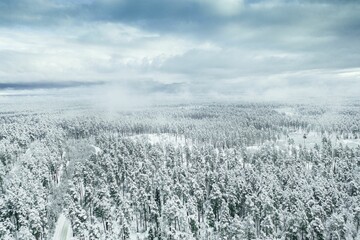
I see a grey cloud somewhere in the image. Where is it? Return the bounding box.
[2,0,359,49]
[0,0,359,100]
[0,81,104,90]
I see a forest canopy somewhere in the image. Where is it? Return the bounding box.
[0,101,359,239]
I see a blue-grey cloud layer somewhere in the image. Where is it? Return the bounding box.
[0,81,104,90]
[0,0,360,100]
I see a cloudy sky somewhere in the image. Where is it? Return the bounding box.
[1,0,360,101]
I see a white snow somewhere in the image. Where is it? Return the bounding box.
[287,130,321,148]
[339,139,360,148]
[129,232,147,240]
[275,107,297,117]
[305,162,313,171]
[57,164,63,186]
[53,213,73,240]
[287,130,360,149]
[246,145,260,153]
[90,145,103,155]
[129,133,192,148]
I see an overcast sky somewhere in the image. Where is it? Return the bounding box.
[1,0,360,101]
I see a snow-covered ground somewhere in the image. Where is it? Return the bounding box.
[246,145,260,153]
[90,145,103,155]
[275,107,297,117]
[245,130,360,158]
[129,133,192,148]
[53,214,73,240]
[287,131,321,148]
[284,130,360,149]
[129,232,147,240]
[339,139,360,148]
[130,132,359,159]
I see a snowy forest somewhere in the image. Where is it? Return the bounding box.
[0,101,360,240]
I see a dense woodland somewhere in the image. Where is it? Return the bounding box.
[0,102,360,239]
